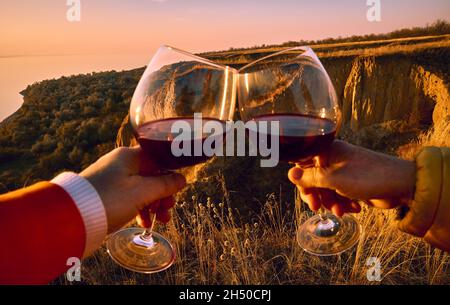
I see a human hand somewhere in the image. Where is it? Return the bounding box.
[288,140,416,216]
[80,147,186,233]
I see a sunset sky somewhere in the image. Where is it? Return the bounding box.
[1,0,449,56]
[0,0,449,120]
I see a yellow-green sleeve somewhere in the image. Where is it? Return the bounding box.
[398,147,450,252]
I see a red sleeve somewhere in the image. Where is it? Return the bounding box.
[0,181,86,284]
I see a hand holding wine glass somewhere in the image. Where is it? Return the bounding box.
[288,140,416,215]
[106,45,236,273]
[80,146,186,233]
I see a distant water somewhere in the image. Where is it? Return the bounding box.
[0,53,151,122]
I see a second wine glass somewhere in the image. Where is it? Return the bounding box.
[237,46,360,256]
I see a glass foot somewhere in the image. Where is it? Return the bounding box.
[297,213,360,256]
[106,227,176,274]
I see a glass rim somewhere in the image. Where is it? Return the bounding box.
[156,44,239,73]
[238,45,313,73]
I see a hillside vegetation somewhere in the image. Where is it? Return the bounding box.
[0,69,143,192]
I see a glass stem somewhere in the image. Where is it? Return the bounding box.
[317,190,328,222]
[141,213,157,240]
[318,207,327,221]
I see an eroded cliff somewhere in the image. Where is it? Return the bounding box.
[323,52,449,131]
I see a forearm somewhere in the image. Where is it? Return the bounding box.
[356,143,416,201]
[0,173,107,284]
[0,181,85,284]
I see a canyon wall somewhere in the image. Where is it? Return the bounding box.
[322,53,449,132]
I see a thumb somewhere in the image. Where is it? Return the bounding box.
[288,166,330,189]
[135,173,186,209]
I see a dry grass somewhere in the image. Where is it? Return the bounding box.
[397,117,450,160]
[72,182,449,285]
[316,39,450,59]
[204,34,449,58]
[204,34,450,66]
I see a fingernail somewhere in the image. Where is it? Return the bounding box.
[291,168,303,180]
[351,202,361,213]
[331,205,341,217]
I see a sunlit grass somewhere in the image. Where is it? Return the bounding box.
[203,34,450,66]
[71,186,448,285]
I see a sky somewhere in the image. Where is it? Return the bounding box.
[0,0,449,120]
[1,0,449,57]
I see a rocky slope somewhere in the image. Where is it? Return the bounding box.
[325,52,449,131]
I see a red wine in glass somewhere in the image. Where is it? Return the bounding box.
[252,113,337,162]
[136,117,228,170]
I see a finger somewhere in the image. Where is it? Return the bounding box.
[297,186,311,204]
[136,214,150,227]
[137,205,152,228]
[333,195,359,216]
[344,201,361,213]
[299,187,322,211]
[137,197,172,227]
[351,201,362,213]
[366,199,398,209]
[160,196,175,210]
[138,150,160,176]
[294,152,329,169]
[136,214,145,227]
[107,146,142,173]
[288,167,303,184]
[295,159,315,169]
[155,197,175,224]
[318,189,339,215]
[156,209,171,224]
[149,200,161,213]
[331,198,345,217]
[315,151,330,168]
[322,191,361,216]
[136,173,186,205]
[317,189,348,217]
[288,166,330,189]
[336,203,360,215]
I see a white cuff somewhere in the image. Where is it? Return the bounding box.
[51,172,107,258]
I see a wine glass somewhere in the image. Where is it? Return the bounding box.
[106,45,237,273]
[237,46,360,256]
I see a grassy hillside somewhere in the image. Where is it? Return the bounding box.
[0,69,143,192]
[203,34,450,67]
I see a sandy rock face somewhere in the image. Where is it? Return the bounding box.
[411,65,450,125]
[322,55,449,132]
